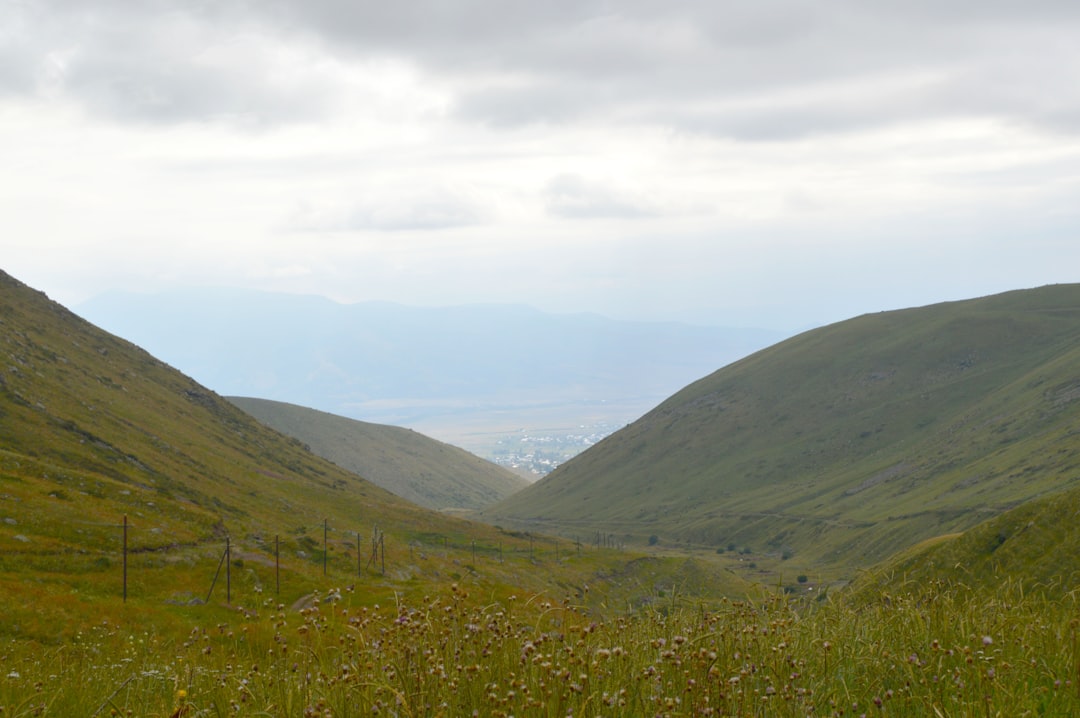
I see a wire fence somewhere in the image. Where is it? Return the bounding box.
[92,515,611,605]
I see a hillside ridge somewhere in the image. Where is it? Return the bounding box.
[485,283,1080,577]
[227,396,528,511]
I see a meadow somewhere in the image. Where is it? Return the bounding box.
[1,579,1074,717]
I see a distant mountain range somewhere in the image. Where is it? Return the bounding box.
[75,289,786,454]
[486,284,1080,576]
[227,396,527,512]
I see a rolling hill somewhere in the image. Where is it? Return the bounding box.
[485,284,1080,576]
[226,396,528,511]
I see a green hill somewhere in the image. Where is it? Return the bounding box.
[846,481,1080,600]
[485,285,1080,577]
[0,268,752,642]
[226,396,528,511]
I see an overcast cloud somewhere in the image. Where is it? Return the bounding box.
[2,0,1079,329]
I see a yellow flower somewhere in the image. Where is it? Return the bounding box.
[176,689,188,700]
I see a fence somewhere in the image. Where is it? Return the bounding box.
[107,515,616,605]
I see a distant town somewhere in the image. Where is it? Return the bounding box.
[487,421,622,476]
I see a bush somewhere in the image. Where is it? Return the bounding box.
[797,574,808,583]
[648,535,659,546]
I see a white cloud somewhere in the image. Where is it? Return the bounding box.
[543,174,659,219]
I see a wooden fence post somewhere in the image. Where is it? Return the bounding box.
[226,535,231,604]
[122,514,128,602]
[206,542,228,604]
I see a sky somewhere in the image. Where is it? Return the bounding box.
[3,0,1080,331]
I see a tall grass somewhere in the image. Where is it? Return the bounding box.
[1,580,1074,716]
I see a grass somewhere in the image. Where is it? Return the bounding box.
[846,481,1080,603]
[0,580,1074,716]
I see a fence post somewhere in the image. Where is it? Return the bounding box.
[226,535,231,604]
[122,514,128,602]
[206,542,228,604]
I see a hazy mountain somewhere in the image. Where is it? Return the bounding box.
[227,396,528,511]
[485,285,1080,574]
[74,289,785,453]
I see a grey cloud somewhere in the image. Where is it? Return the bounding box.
[2,0,332,124]
[6,0,1080,137]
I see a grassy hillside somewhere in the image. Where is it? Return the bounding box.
[846,481,1080,600]
[226,396,528,511]
[0,269,751,644]
[486,285,1080,577]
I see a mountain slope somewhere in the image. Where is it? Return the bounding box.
[0,269,457,567]
[845,481,1080,599]
[485,285,1080,573]
[227,396,528,511]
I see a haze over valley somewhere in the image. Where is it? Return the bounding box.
[78,288,785,472]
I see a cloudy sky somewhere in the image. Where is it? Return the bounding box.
[3,0,1079,330]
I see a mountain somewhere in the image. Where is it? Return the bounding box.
[484,285,1080,575]
[227,396,528,511]
[74,289,785,456]
[0,269,752,642]
[0,268,459,564]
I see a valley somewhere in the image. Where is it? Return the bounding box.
[1,269,1078,715]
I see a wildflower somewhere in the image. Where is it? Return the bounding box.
[982,636,993,646]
